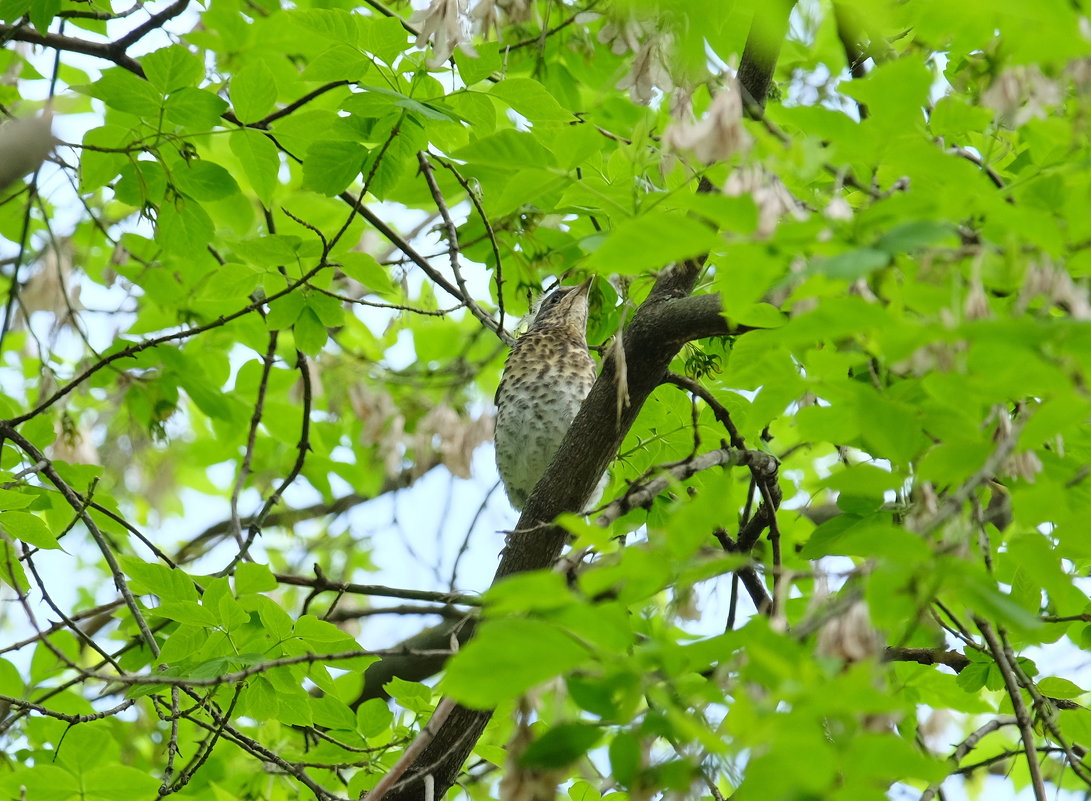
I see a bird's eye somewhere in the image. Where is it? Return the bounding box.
[538,289,568,313]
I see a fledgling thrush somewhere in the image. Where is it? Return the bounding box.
[494,279,602,511]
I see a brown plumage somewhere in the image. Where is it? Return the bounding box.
[494,280,598,511]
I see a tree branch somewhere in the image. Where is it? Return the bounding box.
[737,0,796,116]
[595,446,777,525]
[0,25,144,75]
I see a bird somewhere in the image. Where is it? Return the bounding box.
[494,278,602,511]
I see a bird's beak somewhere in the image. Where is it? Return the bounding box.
[576,276,594,295]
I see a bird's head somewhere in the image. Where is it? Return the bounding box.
[529,277,593,336]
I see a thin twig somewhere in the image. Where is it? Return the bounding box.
[596,447,779,526]
[219,349,312,575]
[975,619,1047,801]
[113,0,190,50]
[0,693,135,723]
[434,156,509,339]
[275,571,480,606]
[335,192,510,344]
[449,481,501,591]
[231,331,279,548]
[417,151,512,347]
[919,716,1018,801]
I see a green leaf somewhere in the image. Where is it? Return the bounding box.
[229,234,302,268]
[455,41,500,85]
[172,159,240,201]
[489,78,574,124]
[451,129,555,169]
[385,676,433,713]
[0,0,32,24]
[229,129,279,204]
[342,90,399,119]
[293,307,328,355]
[360,114,425,199]
[0,540,28,592]
[115,161,168,206]
[442,619,590,709]
[303,140,367,196]
[567,674,624,720]
[568,781,603,801]
[56,722,116,772]
[801,516,930,561]
[158,624,205,664]
[275,683,315,725]
[295,614,352,643]
[338,252,394,295]
[83,764,162,801]
[0,765,78,801]
[822,463,904,496]
[177,369,238,421]
[357,14,408,64]
[142,46,204,93]
[292,8,358,44]
[164,87,228,130]
[306,292,345,327]
[119,555,198,602]
[608,731,641,785]
[854,390,928,465]
[0,487,35,510]
[876,220,957,254]
[357,697,393,737]
[235,562,277,594]
[839,56,932,134]
[237,675,279,720]
[1038,676,1085,699]
[254,595,294,641]
[844,734,947,784]
[733,302,785,327]
[28,0,56,30]
[917,440,994,484]
[583,212,721,275]
[80,125,130,190]
[0,656,23,696]
[929,96,993,141]
[266,292,305,330]
[301,44,371,82]
[484,571,573,614]
[519,723,603,769]
[0,511,58,549]
[156,197,215,253]
[810,248,890,281]
[153,600,219,627]
[79,67,162,116]
[230,59,278,124]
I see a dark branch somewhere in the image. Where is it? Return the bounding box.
[0,25,144,76]
[737,0,796,117]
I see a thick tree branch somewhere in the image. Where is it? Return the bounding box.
[379,261,752,799]
[737,0,796,116]
[883,646,970,672]
[0,25,143,75]
[371,23,787,800]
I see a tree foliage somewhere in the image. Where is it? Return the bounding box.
[1,0,1090,799]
